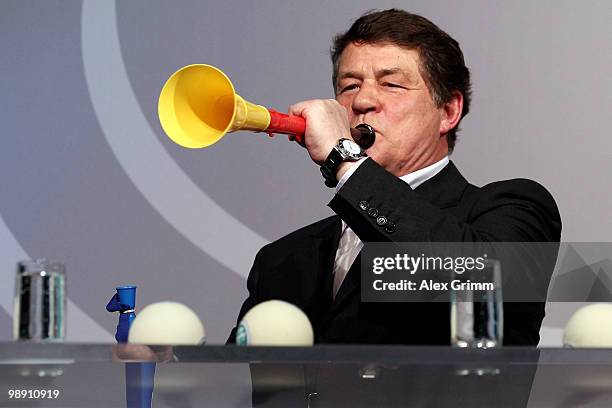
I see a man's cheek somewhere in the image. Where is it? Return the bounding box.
[336,96,352,109]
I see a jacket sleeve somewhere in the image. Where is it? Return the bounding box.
[329,159,562,346]
[329,158,561,243]
[226,248,263,344]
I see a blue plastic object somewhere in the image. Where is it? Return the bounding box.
[107,286,156,408]
[106,286,137,343]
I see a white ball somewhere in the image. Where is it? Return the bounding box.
[237,300,313,346]
[128,301,205,345]
[564,303,612,347]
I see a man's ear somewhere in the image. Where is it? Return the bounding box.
[439,90,463,135]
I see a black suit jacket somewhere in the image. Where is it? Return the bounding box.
[228,159,562,345]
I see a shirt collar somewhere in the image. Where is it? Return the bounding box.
[399,156,449,189]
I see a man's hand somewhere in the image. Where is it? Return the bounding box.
[288,99,352,165]
[112,344,174,363]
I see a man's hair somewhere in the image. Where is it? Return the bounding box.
[331,9,472,151]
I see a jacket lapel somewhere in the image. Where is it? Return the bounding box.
[412,160,468,209]
[307,216,342,328]
[329,253,361,315]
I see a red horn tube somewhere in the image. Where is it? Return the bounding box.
[266,109,376,149]
[267,109,306,144]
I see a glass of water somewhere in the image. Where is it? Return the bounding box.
[13,259,66,341]
[450,258,503,348]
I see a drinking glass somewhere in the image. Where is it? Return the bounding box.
[13,259,66,341]
[450,258,503,348]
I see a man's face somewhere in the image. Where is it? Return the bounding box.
[335,42,449,176]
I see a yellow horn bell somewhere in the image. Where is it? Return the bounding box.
[158,64,271,148]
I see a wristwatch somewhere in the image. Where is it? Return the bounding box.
[320,138,367,187]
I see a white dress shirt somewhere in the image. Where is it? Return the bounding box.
[332,156,450,298]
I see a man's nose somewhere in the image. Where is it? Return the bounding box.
[351,84,379,115]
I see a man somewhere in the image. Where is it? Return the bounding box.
[228,9,561,345]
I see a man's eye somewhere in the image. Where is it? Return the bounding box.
[383,83,402,88]
[340,84,359,93]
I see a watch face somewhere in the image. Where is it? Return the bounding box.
[341,139,361,155]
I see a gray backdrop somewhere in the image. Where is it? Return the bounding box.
[1,0,610,346]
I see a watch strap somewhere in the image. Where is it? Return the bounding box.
[320,139,365,188]
[320,147,343,187]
